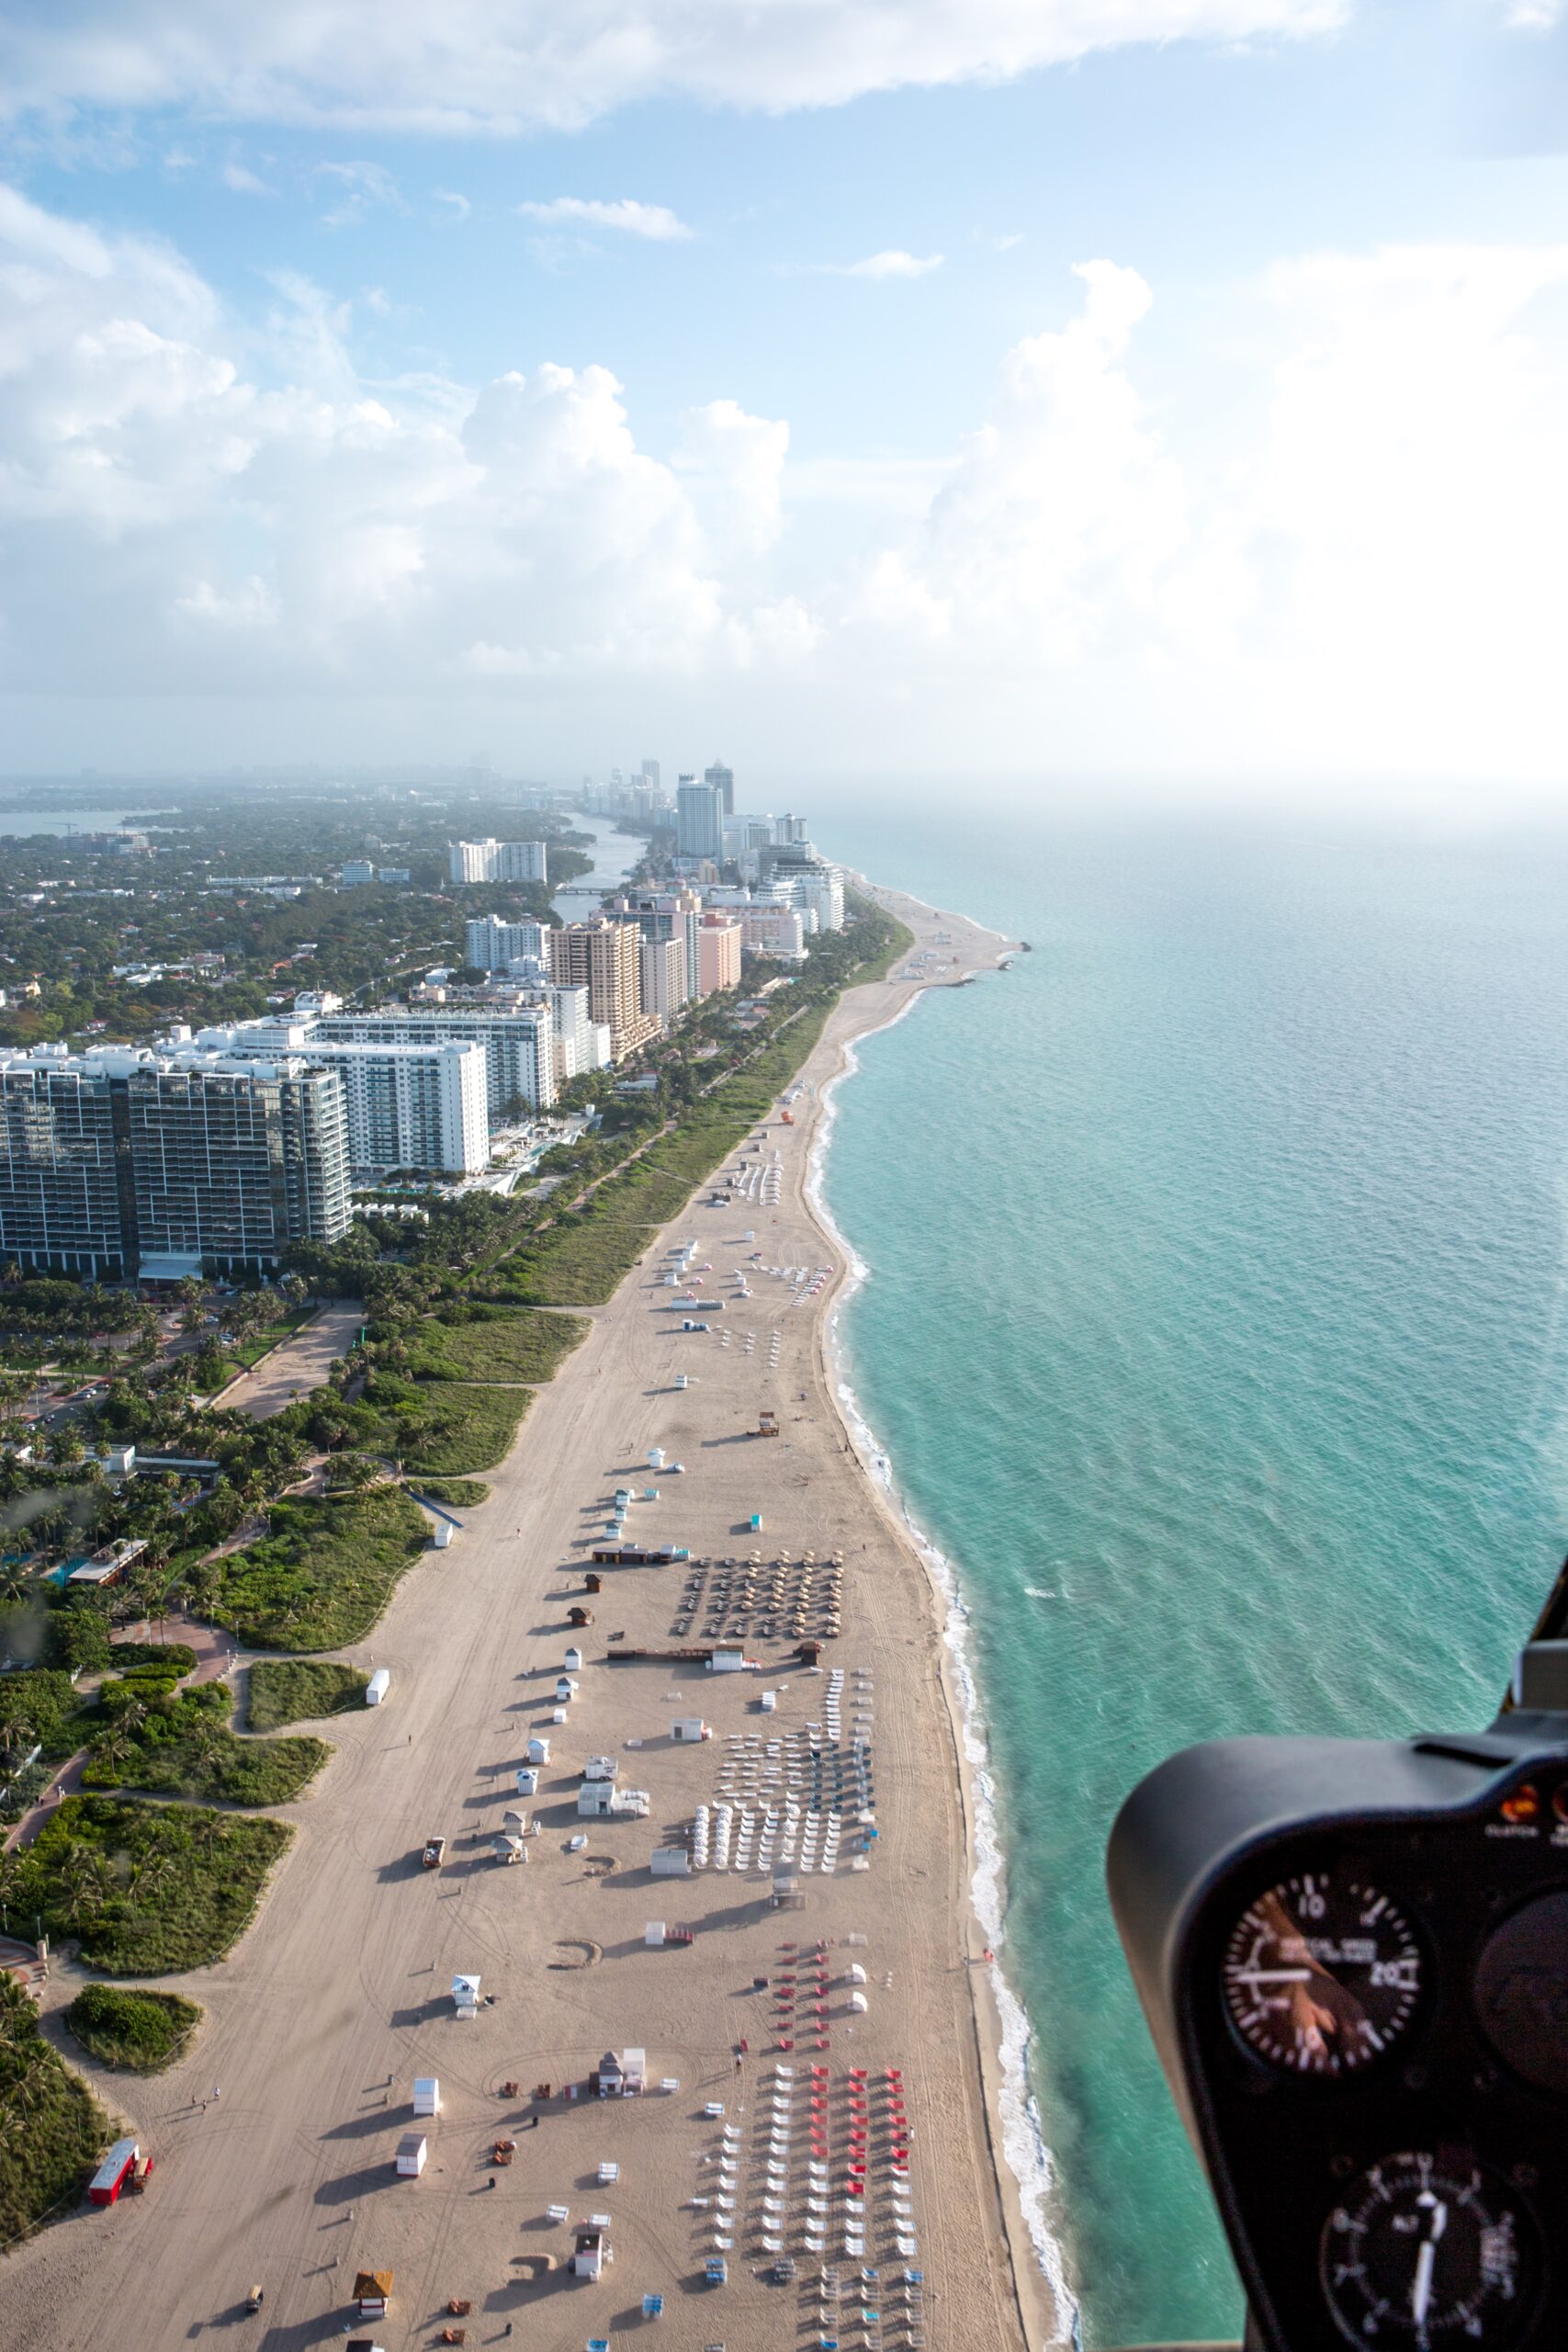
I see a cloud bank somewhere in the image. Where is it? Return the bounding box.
[0,2,1348,135]
[5,181,1568,784]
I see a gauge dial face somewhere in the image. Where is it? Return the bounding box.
[1222,1872,1421,2074]
[1320,2153,1535,2351]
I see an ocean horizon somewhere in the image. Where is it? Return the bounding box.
[816,806,1568,2346]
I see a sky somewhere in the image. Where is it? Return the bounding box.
[3,1,1568,804]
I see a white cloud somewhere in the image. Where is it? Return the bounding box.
[0,3,1349,135]
[7,180,1568,789]
[432,188,471,221]
[221,161,276,196]
[0,182,789,694]
[673,399,790,552]
[834,250,944,279]
[516,198,694,241]
[311,160,402,228]
[852,260,1186,656]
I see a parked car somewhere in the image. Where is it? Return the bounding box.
[422,1837,446,1870]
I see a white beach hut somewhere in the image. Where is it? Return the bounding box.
[395,2133,428,2177]
[412,2077,440,2116]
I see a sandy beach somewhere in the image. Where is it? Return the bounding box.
[2,886,1055,2352]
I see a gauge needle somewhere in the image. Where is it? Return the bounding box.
[1232,1970,1315,1984]
[1412,2200,1448,2329]
[1412,2241,1435,2327]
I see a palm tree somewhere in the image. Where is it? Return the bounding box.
[56,1847,111,1932]
[0,1708,37,1769]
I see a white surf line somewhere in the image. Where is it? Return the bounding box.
[807,985,1082,2352]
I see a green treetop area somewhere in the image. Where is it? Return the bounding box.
[0,778,594,1049]
[0,1974,115,2242]
[1,1794,291,1974]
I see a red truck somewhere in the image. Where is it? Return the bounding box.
[89,2139,152,2206]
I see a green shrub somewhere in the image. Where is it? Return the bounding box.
[403,1307,589,1385]
[83,1682,327,1806]
[12,1795,292,1973]
[64,1984,202,2073]
[202,1487,429,1650]
[0,1666,80,1761]
[400,1384,529,1473]
[0,1974,113,2239]
[247,1658,368,1730]
[406,1476,490,1507]
[352,1371,530,1474]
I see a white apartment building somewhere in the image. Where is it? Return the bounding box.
[793,864,844,934]
[313,1007,556,1116]
[198,1000,556,1122]
[539,984,610,1081]
[639,934,687,1025]
[738,903,807,961]
[466,914,547,971]
[449,838,549,885]
[300,1038,489,1177]
[190,1022,492,1176]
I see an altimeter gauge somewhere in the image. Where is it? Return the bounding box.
[1221,1871,1421,2074]
[1320,2152,1536,2351]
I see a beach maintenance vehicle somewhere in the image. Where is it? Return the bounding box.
[756,1409,779,1439]
[89,2139,150,2207]
[681,1319,709,1332]
[422,1836,446,1870]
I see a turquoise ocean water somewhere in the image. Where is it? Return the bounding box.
[814,809,1568,2347]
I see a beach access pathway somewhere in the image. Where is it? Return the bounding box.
[0,890,1057,2352]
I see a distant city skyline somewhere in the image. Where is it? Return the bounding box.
[3,6,1568,801]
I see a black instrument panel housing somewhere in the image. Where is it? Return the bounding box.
[1108,1720,1568,2352]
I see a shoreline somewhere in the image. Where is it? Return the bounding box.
[804,888,1077,2352]
[3,881,1059,2352]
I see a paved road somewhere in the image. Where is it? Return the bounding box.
[220,1302,364,1419]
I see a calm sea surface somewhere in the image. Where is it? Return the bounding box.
[816,808,1568,2346]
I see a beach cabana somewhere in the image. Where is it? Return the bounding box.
[451,1973,480,2018]
[572,2227,607,2279]
[354,2270,393,2317]
[394,2133,427,2177]
[412,2077,440,2116]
